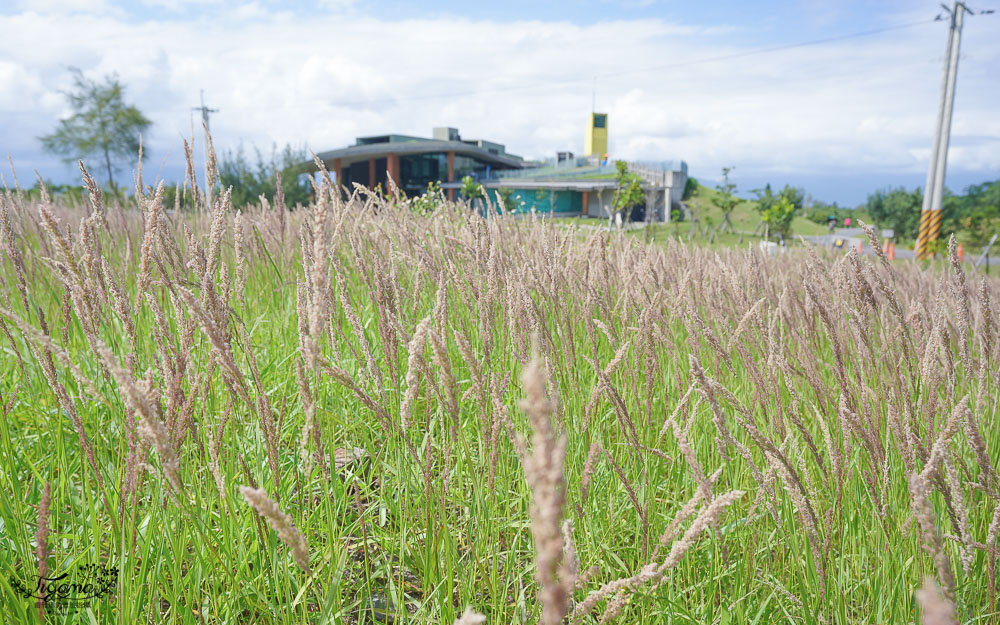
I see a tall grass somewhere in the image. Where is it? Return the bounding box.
[0,145,998,624]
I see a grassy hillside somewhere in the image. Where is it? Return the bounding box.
[682,181,831,238]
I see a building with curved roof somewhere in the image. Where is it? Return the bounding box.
[307,126,526,200]
[305,118,687,221]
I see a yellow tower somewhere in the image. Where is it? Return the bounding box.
[584,112,608,158]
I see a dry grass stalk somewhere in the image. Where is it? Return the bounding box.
[578,441,603,512]
[452,607,486,625]
[571,489,743,624]
[986,499,1000,609]
[908,473,956,599]
[916,576,957,625]
[234,210,246,304]
[947,235,972,373]
[521,353,571,625]
[400,315,432,428]
[97,344,181,493]
[239,486,311,574]
[35,480,51,618]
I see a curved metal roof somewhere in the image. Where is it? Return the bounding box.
[307,140,526,171]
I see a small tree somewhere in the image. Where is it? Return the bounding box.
[496,187,515,213]
[760,196,797,242]
[865,187,924,241]
[461,175,484,200]
[409,181,444,215]
[461,175,485,213]
[753,184,801,241]
[711,167,739,233]
[218,142,311,209]
[39,68,152,191]
[611,160,644,228]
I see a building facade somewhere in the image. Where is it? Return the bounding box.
[308,127,526,200]
[306,116,687,222]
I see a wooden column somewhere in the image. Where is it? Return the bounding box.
[368,158,376,189]
[582,191,589,216]
[333,158,342,189]
[387,153,399,190]
[447,150,455,201]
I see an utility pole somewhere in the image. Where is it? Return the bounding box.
[192,89,219,208]
[916,2,992,259]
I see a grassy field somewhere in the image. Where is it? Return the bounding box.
[550,182,834,250]
[0,161,998,624]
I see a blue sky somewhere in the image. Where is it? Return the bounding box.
[2,0,998,205]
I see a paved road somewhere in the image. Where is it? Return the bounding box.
[553,220,999,267]
[802,233,1000,267]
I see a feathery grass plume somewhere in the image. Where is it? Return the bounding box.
[35,480,50,618]
[135,184,163,305]
[571,489,743,624]
[947,235,972,373]
[578,441,603,512]
[208,400,233,502]
[659,490,745,570]
[583,340,630,423]
[662,390,714,504]
[859,219,893,274]
[561,519,579,592]
[942,455,973,575]
[0,306,108,406]
[239,486,311,574]
[204,187,231,285]
[273,168,287,243]
[570,563,659,624]
[765,449,826,597]
[234,210,246,304]
[604,447,649,556]
[1,196,32,314]
[295,359,316,474]
[521,353,571,625]
[96,344,181,493]
[1,384,19,417]
[980,278,996,364]
[920,395,968,482]
[916,577,957,625]
[454,328,488,427]
[24,308,105,490]
[988,500,1000,608]
[306,184,330,369]
[182,137,198,204]
[908,473,956,599]
[37,202,82,282]
[452,607,486,625]
[176,287,250,403]
[203,122,219,208]
[802,280,850,394]
[334,264,380,386]
[400,315,432,428]
[690,353,777,521]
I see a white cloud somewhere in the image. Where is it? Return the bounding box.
[1,4,997,202]
[14,0,117,14]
